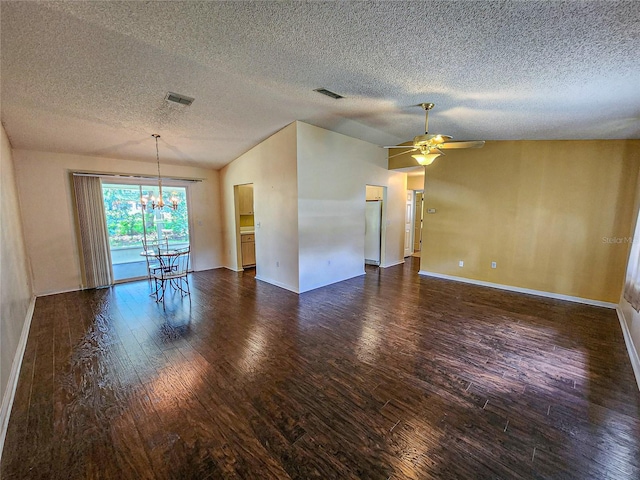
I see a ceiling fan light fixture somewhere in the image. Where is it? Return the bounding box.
[412,153,440,166]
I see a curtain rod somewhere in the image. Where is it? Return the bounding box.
[72,171,203,183]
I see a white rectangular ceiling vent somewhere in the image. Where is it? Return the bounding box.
[314,88,344,100]
[165,92,195,106]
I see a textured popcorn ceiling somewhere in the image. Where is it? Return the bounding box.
[1,1,639,169]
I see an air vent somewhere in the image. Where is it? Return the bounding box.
[314,88,344,100]
[165,92,195,106]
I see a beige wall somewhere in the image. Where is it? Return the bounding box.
[420,140,640,303]
[13,150,223,295]
[407,173,425,191]
[296,122,406,292]
[220,123,300,292]
[0,125,32,408]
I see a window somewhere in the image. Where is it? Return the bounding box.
[102,182,190,281]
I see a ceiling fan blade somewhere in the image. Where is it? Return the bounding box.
[382,145,415,149]
[388,148,417,159]
[439,140,485,150]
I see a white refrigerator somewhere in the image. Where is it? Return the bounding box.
[365,200,382,265]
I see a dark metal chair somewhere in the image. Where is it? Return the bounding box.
[150,246,191,302]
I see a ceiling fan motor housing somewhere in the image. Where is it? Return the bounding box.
[413,134,452,146]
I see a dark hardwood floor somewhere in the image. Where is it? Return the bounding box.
[2,257,639,479]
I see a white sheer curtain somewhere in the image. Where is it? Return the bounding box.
[73,175,113,288]
[624,209,640,311]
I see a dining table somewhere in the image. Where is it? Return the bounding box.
[140,247,190,301]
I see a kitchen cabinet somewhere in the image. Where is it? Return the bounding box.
[241,233,256,267]
[366,185,384,201]
[238,184,254,215]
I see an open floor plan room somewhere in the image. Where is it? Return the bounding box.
[2,258,639,479]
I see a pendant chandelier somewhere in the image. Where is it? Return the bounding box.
[141,134,179,211]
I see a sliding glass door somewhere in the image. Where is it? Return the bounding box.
[102,182,190,282]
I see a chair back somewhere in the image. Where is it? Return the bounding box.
[142,237,169,254]
[168,246,190,277]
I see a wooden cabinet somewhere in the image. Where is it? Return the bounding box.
[241,233,256,267]
[366,185,384,201]
[238,184,254,215]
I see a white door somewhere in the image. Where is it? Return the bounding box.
[414,191,423,253]
[365,201,382,265]
[404,192,413,257]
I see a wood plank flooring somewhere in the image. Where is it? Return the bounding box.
[2,257,639,479]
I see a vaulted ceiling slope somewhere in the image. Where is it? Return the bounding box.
[1,1,639,169]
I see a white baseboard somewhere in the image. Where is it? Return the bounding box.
[381,259,405,268]
[224,266,244,273]
[418,270,617,309]
[616,307,640,391]
[0,295,36,460]
[254,275,299,294]
[298,271,366,294]
[36,286,83,297]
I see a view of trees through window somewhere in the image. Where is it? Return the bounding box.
[102,183,190,249]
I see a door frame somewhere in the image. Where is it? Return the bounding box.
[233,183,255,271]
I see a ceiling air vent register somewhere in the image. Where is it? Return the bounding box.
[314,88,344,100]
[165,92,195,106]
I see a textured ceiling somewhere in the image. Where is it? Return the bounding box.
[1,1,639,169]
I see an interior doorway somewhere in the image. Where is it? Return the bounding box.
[365,185,385,266]
[235,183,256,270]
[404,191,413,257]
[413,190,424,257]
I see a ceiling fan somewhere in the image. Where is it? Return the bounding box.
[384,103,485,165]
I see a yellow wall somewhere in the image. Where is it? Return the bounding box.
[407,174,425,191]
[419,140,640,303]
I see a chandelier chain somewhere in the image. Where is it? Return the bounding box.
[152,134,163,206]
[142,134,178,211]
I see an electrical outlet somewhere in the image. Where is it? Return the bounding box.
[491,261,497,269]
[459,260,464,267]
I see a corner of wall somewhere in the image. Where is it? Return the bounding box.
[0,296,36,459]
[615,305,640,391]
[0,123,35,459]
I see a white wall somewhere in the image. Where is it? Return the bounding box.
[619,165,640,389]
[296,122,406,293]
[619,299,640,388]
[0,125,33,411]
[220,123,300,292]
[219,121,406,294]
[13,150,223,295]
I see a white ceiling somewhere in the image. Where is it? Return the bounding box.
[1,1,639,169]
